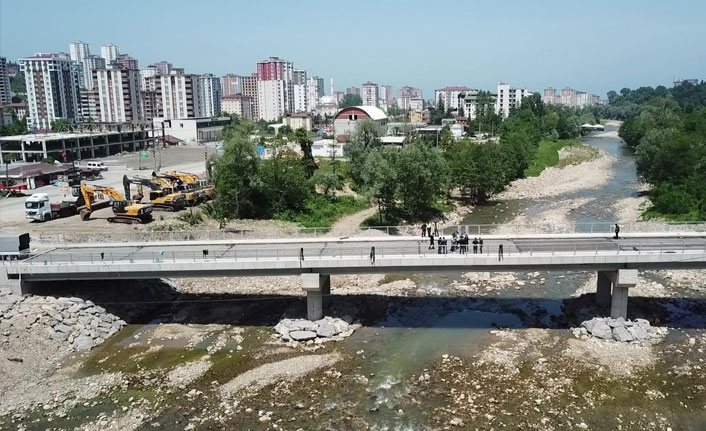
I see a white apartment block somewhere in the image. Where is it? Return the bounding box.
[409,97,424,112]
[435,86,473,111]
[361,82,379,107]
[292,69,308,113]
[306,76,323,111]
[100,44,120,64]
[198,74,221,117]
[0,57,11,104]
[81,55,105,90]
[93,68,142,122]
[221,74,243,96]
[543,87,599,108]
[20,54,79,130]
[495,83,529,118]
[139,66,160,91]
[150,73,203,120]
[256,57,293,121]
[69,41,90,62]
[221,95,253,120]
[398,86,423,110]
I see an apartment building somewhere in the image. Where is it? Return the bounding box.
[148,73,203,119]
[0,57,10,104]
[20,54,79,130]
[221,74,243,96]
[346,87,360,95]
[81,55,105,90]
[361,82,379,107]
[398,86,423,110]
[543,86,600,108]
[100,44,120,64]
[495,83,529,118]
[256,57,293,121]
[380,84,393,105]
[69,41,90,62]
[93,68,142,122]
[435,86,473,111]
[307,76,324,110]
[198,74,221,117]
[292,69,308,113]
[221,95,253,120]
[242,73,259,120]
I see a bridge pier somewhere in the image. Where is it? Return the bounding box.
[301,273,331,321]
[1,271,35,296]
[595,269,638,319]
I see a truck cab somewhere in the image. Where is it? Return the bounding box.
[25,193,52,222]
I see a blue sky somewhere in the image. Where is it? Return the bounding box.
[1,0,704,99]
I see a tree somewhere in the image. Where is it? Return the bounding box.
[294,128,317,178]
[439,125,455,150]
[394,142,447,219]
[312,171,343,196]
[259,155,311,215]
[360,148,398,223]
[210,124,263,227]
[346,119,383,186]
[339,94,363,108]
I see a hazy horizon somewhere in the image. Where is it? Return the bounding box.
[1,0,705,99]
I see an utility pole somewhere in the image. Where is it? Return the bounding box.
[151,121,157,172]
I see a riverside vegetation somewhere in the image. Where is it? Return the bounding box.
[610,82,706,220]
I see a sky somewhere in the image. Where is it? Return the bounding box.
[1,0,705,99]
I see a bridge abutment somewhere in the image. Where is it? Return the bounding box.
[301,273,331,321]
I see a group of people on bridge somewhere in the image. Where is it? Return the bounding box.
[421,223,503,259]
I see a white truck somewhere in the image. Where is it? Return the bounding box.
[25,193,78,222]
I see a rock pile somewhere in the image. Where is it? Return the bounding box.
[274,316,360,344]
[576,317,652,342]
[0,289,126,351]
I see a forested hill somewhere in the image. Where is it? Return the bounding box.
[606,82,706,220]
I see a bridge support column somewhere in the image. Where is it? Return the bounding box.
[301,273,330,321]
[609,269,638,319]
[596,271,612,307]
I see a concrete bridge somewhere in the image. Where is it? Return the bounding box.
[2,233,705,320]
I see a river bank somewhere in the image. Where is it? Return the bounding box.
[2,124,706,430]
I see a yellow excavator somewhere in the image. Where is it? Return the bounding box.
[123,175,186,211]
[77,184,154,224]
[151,172,203,206]
[163,171,215,201]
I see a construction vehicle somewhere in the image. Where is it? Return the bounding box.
[122,175,186,211]
[163,170,215,201]
[25,193,78,221]
[151,172,203,206]
[77,184,153,224]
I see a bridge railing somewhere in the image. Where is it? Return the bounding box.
[28,221,706,245]
[9,239,705,267]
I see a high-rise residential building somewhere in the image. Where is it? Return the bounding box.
[149,73,203,119]
[292,69,308,113]
[256,57,293,121]
[306,76,324,111]
[139,66,160,91]
[543,87,599,108]
[198,74,221,117]
[93,68,142,122]
[398,86,423,110]
[20,54,79,130]
[495,82,529,118]
[221,74,243,97]
[221,95,253,120]
[242,73,259,120]
[380,85,393,104]
[346,87,360,95]
[69,41,90,62]
[151,61,173,75]
[435,86,473,111]
[0,57,11,104]
[361,82,379,107]
[56,52,70,60]
[140,90,159,120]
[79,89,99,121]
[81,55,106,90]
[117,55,138,70]
[100,44,120,64]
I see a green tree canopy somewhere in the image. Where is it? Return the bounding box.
[339,94,363,108]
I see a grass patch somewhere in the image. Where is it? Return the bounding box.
[556,144,599,168]
[524,138,579,177]
[275,194,369,228]
[642,207,702,222]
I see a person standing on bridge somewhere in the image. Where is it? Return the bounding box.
[421,223,427,238]
[498,244,504,261]
[479,237,484,254]
[427,226,432,238]
[429,233,435,250]
[472,238,479,254]
[614,223,620,239]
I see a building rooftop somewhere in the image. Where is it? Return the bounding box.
[437,86,474,91]
[335,106,388,121]
[289,113,311,118]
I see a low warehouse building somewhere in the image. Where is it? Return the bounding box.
[333,106,387,142]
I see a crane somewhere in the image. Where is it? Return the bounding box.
[77,184,153,224]
[122,175,186,211]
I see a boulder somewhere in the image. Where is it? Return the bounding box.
[635,318,651,329]
[291,320,318,332]
[607,317,625,328]
[51,330,69,342]
[54,323,72,334]
[333,320,350,334]
[612,325,634,342]
[316,324,337,338]
[589,320,613,339]
[74,335,95,351]
[580,318,600,333]
[289,330,317,341]
[627,325,649,341]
